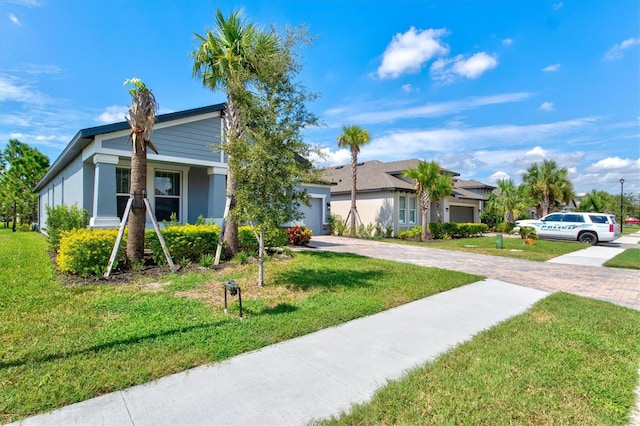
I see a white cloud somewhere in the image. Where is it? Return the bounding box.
[553,2,563,11]
[430,52,498,84]
[96,105,128,124]
[542,64,560,72]
[8,13,20,25]
[502,38,513,46]
[604,38,640,61]
[377,27,449,79]
[488,171,511,183]
[538,101,554,112]
[308,147,351,167]
[587,156,638,171]
[0,75,49,104]
[401,84,417,93]
[526,146,547,157]
[344,92,532,125]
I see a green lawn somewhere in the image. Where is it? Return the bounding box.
[323,293,640,425]
[604,248,640,270]
[0,229,481,423]
[383,235,586,261]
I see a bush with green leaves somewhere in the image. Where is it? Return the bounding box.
[238,225,288,255]
[398,226,422,240]
[146,224,221,265]
[45,203,89,252]
[57,228,123,276]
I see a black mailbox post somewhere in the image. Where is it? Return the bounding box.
[223,279,243,318]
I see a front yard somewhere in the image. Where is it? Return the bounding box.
[2,229,639,424]
[0,229,480,423]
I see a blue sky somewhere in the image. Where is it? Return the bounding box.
[1,0,638,195]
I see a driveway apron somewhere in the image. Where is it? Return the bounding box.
[310,236,640,311]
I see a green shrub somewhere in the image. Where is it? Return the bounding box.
[286,225,312,246]
[399,226,422,240]
[146,224,221,265]
[238,225,288,254]
[57,228,122,276]
[429,222,488,239]
[332,215,347,236]
[496,222,514,233]
[45,203,89,252]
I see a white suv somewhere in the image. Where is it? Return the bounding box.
[515,212,620,245]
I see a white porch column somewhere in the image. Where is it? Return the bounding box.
[89,154,121,228]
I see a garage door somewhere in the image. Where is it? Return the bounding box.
[298,197,324,235]
[450,206,474,223]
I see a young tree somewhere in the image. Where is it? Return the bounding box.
[403,160,450,241]
[123,78,159,263]
[337,125,370,236]
[232,25,319,286]
[576,189,612,213]
[522,160,574,216]
[487,178,530,225]
[0,139,49,231]
[192,9,277,256]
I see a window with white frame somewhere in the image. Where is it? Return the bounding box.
[116,167,130,219]
[155,170,181,221]
[399,195,406,224]
[409,196,417,224]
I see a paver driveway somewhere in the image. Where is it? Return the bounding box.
[310,236,640,311]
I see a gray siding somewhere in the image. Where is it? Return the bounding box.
[102,117,223,162]
[187,167,209,223]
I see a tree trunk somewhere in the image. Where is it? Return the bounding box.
[126,143,146,263]
[541,196,550,216]
[349,148,357,236]
[257,228,265,287]
[421,192,431,240]
[12,201,16,232]
[223,167,239,255]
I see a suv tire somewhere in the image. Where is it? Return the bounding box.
[578,231,598,245]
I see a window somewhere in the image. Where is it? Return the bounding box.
[409,196,417,224]
[399,195,406,224]
[116,168,131,219]
[155,171,181,221]
[543,213,563,222]
[562,214,584,223]
[589,215,609,224]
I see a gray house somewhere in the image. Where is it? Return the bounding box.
[35,104,331,235]
[321,159,494,236]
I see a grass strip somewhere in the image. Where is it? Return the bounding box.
[323,293,640,425]
[604,248,640,270]
[383,236,585,261]
[0,229,481,423]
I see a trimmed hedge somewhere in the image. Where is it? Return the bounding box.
[146,224,221,265]
[398,226,422,240]
[57,228,122,276]
[238,226,289,254]
[429,222,488,239]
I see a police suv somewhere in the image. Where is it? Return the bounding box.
[515,212,620,245]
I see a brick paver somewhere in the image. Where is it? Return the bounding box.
[310,236,640,311]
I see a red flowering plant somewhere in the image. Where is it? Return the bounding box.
[286,225,312,246]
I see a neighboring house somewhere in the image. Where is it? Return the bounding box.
[34,104,330,235]
[320,159,494,236]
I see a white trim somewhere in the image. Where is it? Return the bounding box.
[90,216,121,228]
[94,147,225,169]
[207,166,228,175]
[92,153,119,165]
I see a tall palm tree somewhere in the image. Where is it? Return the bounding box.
[192,9,277,255]
[124,78,159,263]
[489,178,530,224]
[337,125,370,236]
[431,173,453,222]
[522,160,574,216]
[403,160,448,241]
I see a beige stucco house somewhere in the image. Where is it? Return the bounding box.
[321,159,494,236]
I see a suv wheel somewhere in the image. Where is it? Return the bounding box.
[578,232,598,245]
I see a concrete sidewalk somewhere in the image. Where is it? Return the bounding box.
[548,231,639,267]
[13,280,548,426]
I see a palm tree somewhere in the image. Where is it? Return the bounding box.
[403,160,449,241]
[124,78,159,263]
[192,9,277,255]
[489,178,530,225]
[337,125,370,236]
[431,173,453,222]
[576,189,610,212]
[522,160,574,216]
